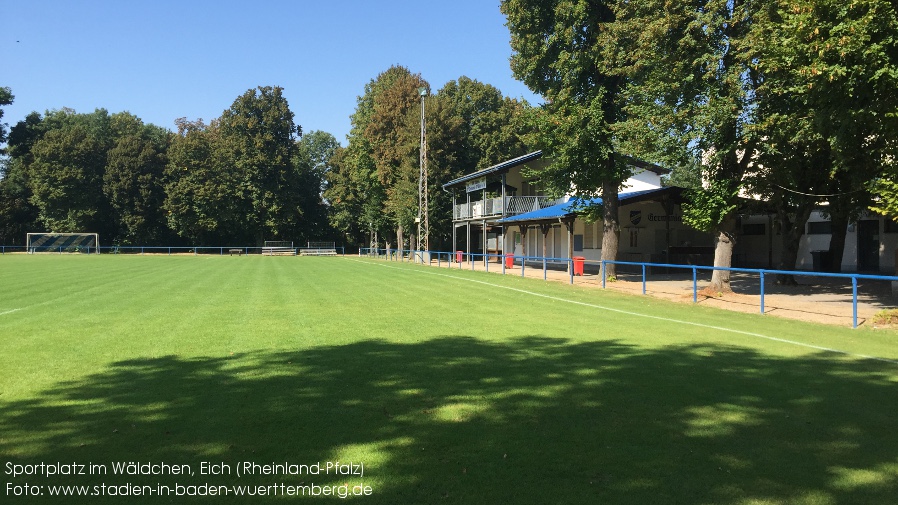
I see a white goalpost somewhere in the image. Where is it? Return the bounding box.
[26,233,100,254]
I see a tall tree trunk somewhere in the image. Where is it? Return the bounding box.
[827,209,849,273]
[601,179,620,279]
[777,205,812,284]
[708,214,738,293]
[397,224,404,257]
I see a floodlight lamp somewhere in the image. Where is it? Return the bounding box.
[419,87,428,96]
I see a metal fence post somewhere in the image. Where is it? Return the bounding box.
[760,271,765,314]
[642,264,646,295]
[602,260,606,289]
[693,267,698,303]
[852,277,858,328]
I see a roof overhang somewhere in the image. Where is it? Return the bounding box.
[442,151,671,192]
[442,151,544,190]
[499,186,685,224]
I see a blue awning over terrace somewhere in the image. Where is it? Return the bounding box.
[499,186,683,224]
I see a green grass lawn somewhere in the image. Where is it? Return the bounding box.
[1,254,897,504]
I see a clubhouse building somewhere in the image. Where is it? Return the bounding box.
[442,151,898,273]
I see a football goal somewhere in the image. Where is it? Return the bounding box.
[26,233,100,254]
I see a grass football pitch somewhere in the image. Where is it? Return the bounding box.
[2,254,897,504]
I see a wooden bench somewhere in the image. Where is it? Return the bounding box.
[229,249,243,256]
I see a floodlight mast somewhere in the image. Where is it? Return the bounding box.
[418,86,429,253]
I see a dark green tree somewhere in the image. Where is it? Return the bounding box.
[0,87,12,153]
[28,121,110,233]
[328,66,423,250]
[613,0,763,291]
[757,0,898,271]
[502,0,629,277]
[0,157,38,244]
[3,111,79,242]
[103,114,172,244]
[293,130,339,242]
[324,145,374,246]
[364,68,429,250]
[217,86,303,245]
[297,130,340,197]
[0,90,39,244]
[164,118,245,245]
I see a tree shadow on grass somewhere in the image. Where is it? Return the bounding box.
[2,336,897,504]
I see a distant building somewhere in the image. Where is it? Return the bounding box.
[737,211,897,273]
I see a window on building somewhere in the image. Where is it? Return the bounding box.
[807,221,832,235]
[629,229,639,248]
[884,219,898,234]
[574,234,584,252]
[742,223,766,236]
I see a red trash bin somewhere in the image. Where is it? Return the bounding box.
[505,253,514,268]
[573,256,585,276]
[456,250,463,263]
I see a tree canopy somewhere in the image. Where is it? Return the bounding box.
[502,0,630,277]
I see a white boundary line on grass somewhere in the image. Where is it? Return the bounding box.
[0,308,22,316]
[350,258,898,366]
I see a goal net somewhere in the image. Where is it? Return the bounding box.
[27,233,100,254]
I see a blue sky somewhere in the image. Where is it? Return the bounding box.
[4,0,542,144]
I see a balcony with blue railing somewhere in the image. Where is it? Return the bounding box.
[453,196,566,221]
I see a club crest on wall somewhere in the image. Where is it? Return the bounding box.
[630,210,642,226]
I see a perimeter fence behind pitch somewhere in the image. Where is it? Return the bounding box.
[359,247,898,329]
[0,245,345,256]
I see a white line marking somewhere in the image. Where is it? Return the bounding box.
[349,258,898,366]
[0,308,22,316]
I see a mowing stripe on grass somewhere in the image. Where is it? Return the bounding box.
[352,258,898,366]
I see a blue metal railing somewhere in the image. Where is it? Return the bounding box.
[360,247,575,282]
[2,245,346,256]
[359,247,898,328]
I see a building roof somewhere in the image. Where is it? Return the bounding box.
[618,155,670,176]
[442,151,669,191]
[442,151,544,190]
[499,186,684,224]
